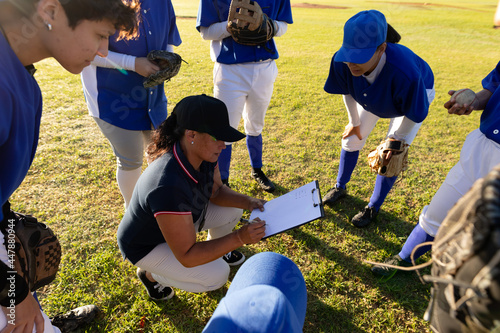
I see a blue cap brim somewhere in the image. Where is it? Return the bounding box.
[334,46,377,64]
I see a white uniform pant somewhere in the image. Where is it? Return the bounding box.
[135,202,243,293]
[419,129,500,236]
[342,88,435,151]
[0,233,60,333]
[213,61,278,136]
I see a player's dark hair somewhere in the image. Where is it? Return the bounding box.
[386,23,401,44]
[6,0,139,40]
[62,0,140,40]
[147,113,185,162]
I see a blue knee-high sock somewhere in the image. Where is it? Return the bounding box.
[219,144,232,180]
[368,174,398,211]
[398,223,434,262]
[336,149,359,189]
[246,134,263,169]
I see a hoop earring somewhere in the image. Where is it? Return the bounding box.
[45,22,52,31]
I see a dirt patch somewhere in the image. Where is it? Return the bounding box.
[291,3,349,9]
[370,1,488,12]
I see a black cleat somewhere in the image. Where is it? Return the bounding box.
[352,206,378,228]
[251,168,276,193]
[137,268,175,301]
[322,185,347,206]
[223,250,246,266]
[221,178,231,188]
[51,304,100,333]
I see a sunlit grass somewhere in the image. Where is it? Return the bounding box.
[10,0,500,331]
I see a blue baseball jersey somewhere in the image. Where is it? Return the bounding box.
[84,0,181,131]
[324,43,434,123]
[117,142,217,264]
[0,33,42,222]
[196,0,293,64]
[480,61,500,145]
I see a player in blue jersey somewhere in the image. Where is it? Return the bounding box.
[372,63,500,277]
[81,0,181,209]
[196,0,293,193]
[322,10,435,227]
[0,0,138,331]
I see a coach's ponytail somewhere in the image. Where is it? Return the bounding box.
[146,113,185,163]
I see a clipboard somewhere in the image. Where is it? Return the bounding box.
[249,180,325,239]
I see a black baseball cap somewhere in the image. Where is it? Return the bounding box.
[173,94,245,143]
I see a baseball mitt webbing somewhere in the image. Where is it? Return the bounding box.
[227,0,278,46]
[143,51,185,88]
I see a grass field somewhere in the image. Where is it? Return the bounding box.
[10,0,500,332]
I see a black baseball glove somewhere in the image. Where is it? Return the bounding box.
[143,50,186,88]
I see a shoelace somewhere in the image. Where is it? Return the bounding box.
[154,283,167,293]
[224,252,232,260]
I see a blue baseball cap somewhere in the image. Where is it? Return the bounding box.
[334,10,387,64]
[203,252,307,333]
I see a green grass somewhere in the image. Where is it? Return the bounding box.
[10,0,500,331]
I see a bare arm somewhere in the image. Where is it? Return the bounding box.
[210,166,266,211]
[156,213,265,268]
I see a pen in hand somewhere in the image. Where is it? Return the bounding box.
[240,218,266,226]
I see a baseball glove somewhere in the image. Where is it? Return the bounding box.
[367,139,409,178]
[423,164,500,333]
[227,0,278,46]
[143,50,186,88]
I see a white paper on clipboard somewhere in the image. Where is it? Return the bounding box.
[249,180,325,238]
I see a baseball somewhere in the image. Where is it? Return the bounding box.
[452,88,477,106]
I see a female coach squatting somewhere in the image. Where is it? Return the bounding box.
[322,10,435,227]
[117,95,267,301]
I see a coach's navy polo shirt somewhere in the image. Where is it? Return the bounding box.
[324,43,434,124]
[117,142,217,264]
[480,61,500,145]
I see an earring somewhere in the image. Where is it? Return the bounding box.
[191,141,194,145]
[45,22,52,31]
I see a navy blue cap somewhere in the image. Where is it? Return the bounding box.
[173,94,245,142]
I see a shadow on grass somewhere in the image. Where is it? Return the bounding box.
[284,196,432,331]
[304,293,367,333]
